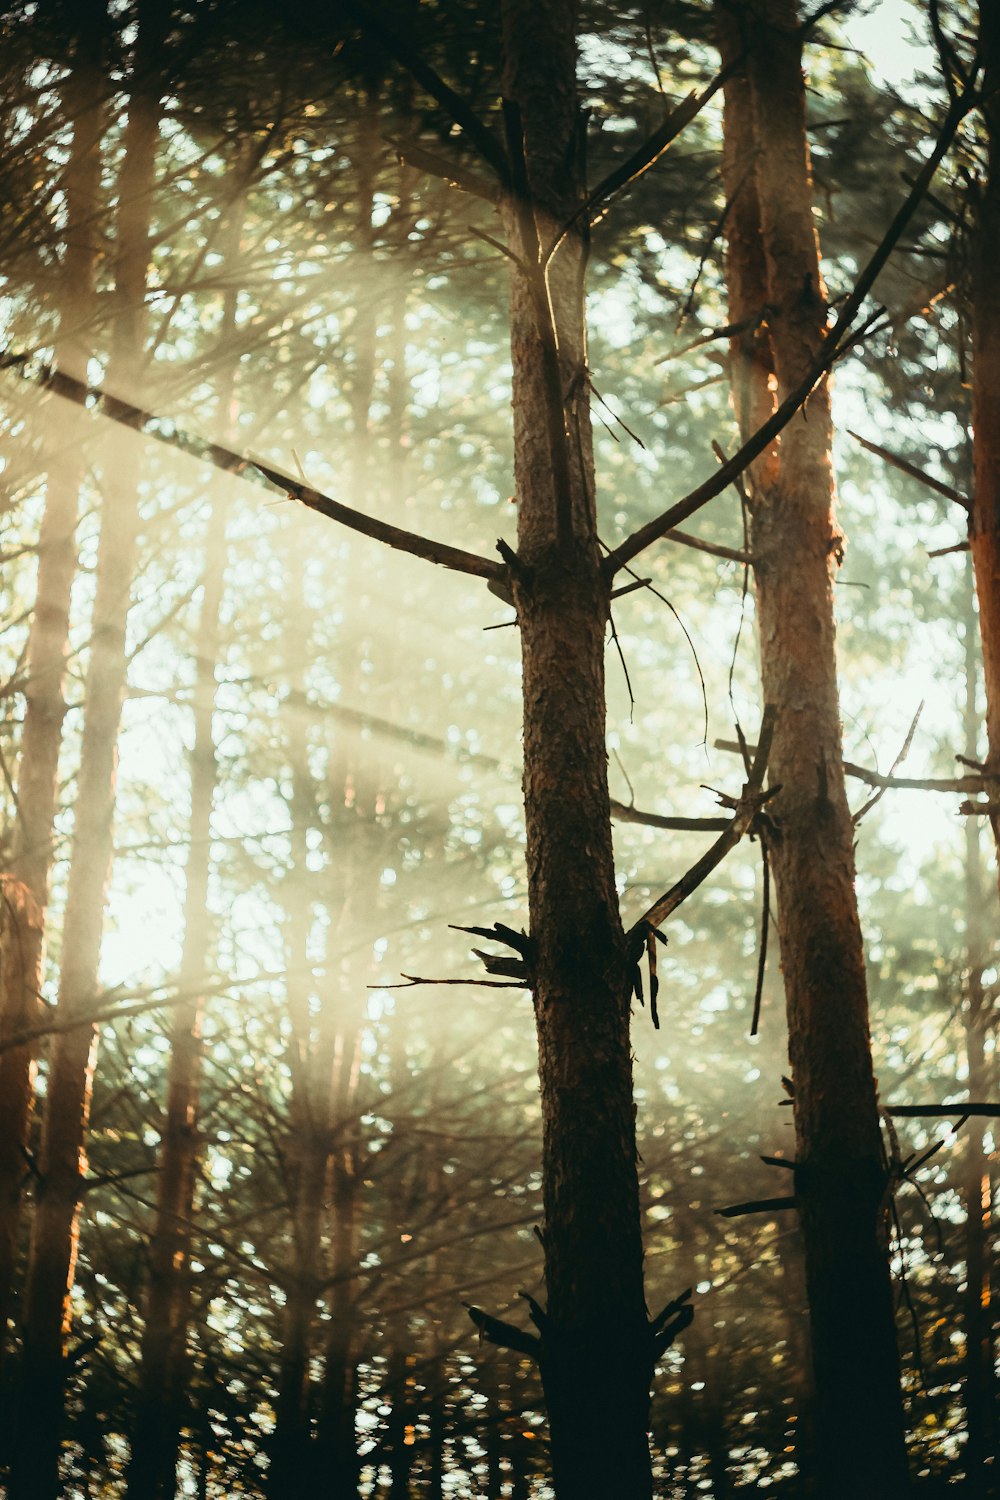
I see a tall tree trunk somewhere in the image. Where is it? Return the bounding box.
[125,479,226,1500]
[125,310,239,1500]
[972,2,1000,904]
[12,9,165,1493]
[0,0,106,1371]
[0,880,43,1370]
[716,6,909,1497]
[268,689,326,1498]
[499,2,653,1493]
[960,566,997,1497]
[314,1027,362,1496]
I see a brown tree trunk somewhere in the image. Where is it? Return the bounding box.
[12,9,165,1494]
[972,2,1000,904]
[960,568,998,1497]
[268,702,327,1498]
[0,880,44,1368]
[716,6,909,1497]
[0,0,105,1372]
[499,2,653,1493]
[126,394,237,1498]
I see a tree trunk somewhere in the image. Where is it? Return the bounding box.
[972,1,1000,905]
[960,567,998,1497]
[125,296,239,1500]
[716,6,909,1497]
[12,9,165,1493]
[499,2,653,1493]
[0,880,44,1369]
[0,0,105,1373]
[268,705,326,1498]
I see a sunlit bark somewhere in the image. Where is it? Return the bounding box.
[0,0,105,1374]
[960,568,998,1495]
[13,7,165,1493]
[0,879,43,1375]
[717,4,909,1495]
[500,1,653,1491]
[972,2,1000,908]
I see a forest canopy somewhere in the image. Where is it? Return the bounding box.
[0,0,996,1496]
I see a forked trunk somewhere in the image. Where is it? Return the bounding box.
[716,5,909,1496]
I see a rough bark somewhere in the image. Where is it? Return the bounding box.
[12,9,164,1494]
[0,0,105,1373]
[717,5,909,1496]
[0,879,44,1369]
[960,571,998,1496]
[499,2,653,1493]
[972,1,1000,902]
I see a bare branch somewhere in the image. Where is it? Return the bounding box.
[628,705,777,939]
[852,701,924,825]
[716,1195,798,1218]
[605,82,978,577]
[848,429,971,510]
[715,737,996,795]
[610,799,730,833]
[0,354,505,584]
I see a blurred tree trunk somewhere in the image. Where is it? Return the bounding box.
[716,5,909,1497]
[12,6,166,1494]
[125,179,244,1497]
[0,0,105,1373]
[268,659,327,1498]
[498,2,652,1492]
[972,2,1000,905]
[0,880,43,1372]
[960,566,998,1497]
[314,1020,362,1494]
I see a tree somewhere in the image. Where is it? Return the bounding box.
[12,5,167,1491]
[715,4,910,1494]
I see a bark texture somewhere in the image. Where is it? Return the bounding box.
[500,3,653,1492]
[960,574,998,1496]
[972,2,1000,902]
[12,10,165,1493]
[717,5,909,1496]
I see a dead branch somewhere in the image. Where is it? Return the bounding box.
[848,429,970,510]
[852,701,924,825]
[605,80,979,577]
[610,799,731,833]
[716,1195,798,1218]
[628,705,777,940]
[466,1303,541,1359]
[0,354,505,583]
[715,736,996,795]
